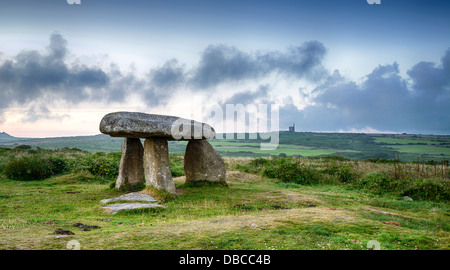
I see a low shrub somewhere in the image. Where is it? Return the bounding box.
[169,154,185,177]
[323,163,360,183]
[80,152,121,179]
[353,172,449,201]
[351,172,395,194]
[234,157,270,174]
[363,158,396,164]
[262,160,323,185]
[403,178,450,201]
[170,164,185,177]
[14,144,32,150]
[47,156,69,175]
[320,155,350,162]
[4,154,68,181]
[0,156,8,173]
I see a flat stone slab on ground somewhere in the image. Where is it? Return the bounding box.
[102,203,166,214]
[100,192,158,204]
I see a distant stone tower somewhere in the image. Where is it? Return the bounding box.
[289,123,295,132]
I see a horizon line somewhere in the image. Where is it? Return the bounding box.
[2,130,450,140]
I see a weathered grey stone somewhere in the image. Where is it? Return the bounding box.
[99,111,215,140]
[102,203,166,214]
[115,138,145,189]
[184,140,226,184]
[100,192,158,204]
[144,138,176,194]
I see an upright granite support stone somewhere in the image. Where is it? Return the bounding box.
[184,140,226,184]
[116,138,145,190]
[144,138,175,195]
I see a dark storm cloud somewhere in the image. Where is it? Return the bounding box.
[142,59,185,106]
[47,32,68,61]
[0,34,329,120]
[408,49,450,96]
[0,33,144,122]
[0,33,191,119]
[105,63,143,103]
[281,49,450,134]
[22,105,69,123]
[189,41,327,89]
[221,84,270,105]
[189,44,257,88]
[0,33,112,108]
[2,33,449,134]
[257,41,328,81]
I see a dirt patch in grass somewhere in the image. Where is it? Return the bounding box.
[226,171,261,183]
[260,190,327,208]
[174,171,261,184]
[142,207,356,236]
[173,176,186,184]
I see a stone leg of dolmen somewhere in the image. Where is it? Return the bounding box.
[143,138,176,195]
[116,137,145,190]
[184,139,227,185]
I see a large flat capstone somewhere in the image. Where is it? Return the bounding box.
[99,111,215,140]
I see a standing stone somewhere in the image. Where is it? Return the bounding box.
[116,138,145,190]
[144,138,175,195]
[184,140,226,185]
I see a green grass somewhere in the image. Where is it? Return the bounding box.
[374,137,433,145]
[372,134,450,161]
[389,145,450,155]
[0,145,449,250]
[209,139,361,158]
[0,163,448,250]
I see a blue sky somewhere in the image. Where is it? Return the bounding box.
[0,0,449,137]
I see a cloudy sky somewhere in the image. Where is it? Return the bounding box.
[0,0,449,137]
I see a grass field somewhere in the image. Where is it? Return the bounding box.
[0,172,448,250]
[0,149,448,250]
[390,145,450,156]
[211,141,359,157]
[0,132,449,251]
[1,132,450,162]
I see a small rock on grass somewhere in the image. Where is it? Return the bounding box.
[383,221,401,227]
[73,223,101,231]
[50,229,75,235]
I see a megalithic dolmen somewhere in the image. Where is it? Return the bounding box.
[99,112,226,195]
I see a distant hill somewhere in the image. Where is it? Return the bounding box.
[0,134,123,152]
[0,132,25,143]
